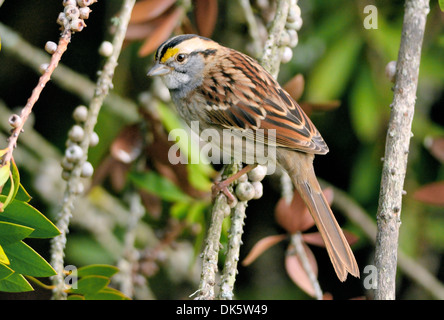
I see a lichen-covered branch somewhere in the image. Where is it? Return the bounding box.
[195,193,232,300]
[374,0,430,300]
[219,200,247,300]
[195,0,304,300]
[50,0,136,300]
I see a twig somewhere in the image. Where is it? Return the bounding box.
[50,0,136,300]
[238,0,263,56]
[0,22,138,124]
[116,191,146,298]
[374,0,429,300]
[0,29,70,167]
[290,232,323,300]
[260,0,290,77]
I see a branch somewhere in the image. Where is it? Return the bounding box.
[194,193,232,300]
[195,0,299,300]
[260,0,290,77]
[219,199,247,300]
[50,0,136,300]
[290,232,323,300]
[0,22,138,123]
[0,29,70,167]
[374,0,430,300]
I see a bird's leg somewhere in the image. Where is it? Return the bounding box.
[212,164,258,202]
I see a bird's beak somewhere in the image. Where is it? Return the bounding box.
[147,62,172,77]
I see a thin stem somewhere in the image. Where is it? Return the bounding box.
[238,0,263,56]
[0,22,138,124]
[50,0,136,300]
[260,0,290,77]
[1,29,71,167]
[290,232,323,300]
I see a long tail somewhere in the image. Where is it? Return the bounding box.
[277,150,359,281]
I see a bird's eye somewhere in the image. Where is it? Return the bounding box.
[176,54,187,63]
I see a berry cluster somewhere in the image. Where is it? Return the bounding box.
[61,105,99,188]
[280,0,303,63]
[57,0,97,33]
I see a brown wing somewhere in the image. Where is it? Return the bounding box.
[199,48,328,155]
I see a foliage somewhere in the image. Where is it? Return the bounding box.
[0,0,443,300]
[0,154,59,292]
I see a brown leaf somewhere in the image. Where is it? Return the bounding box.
[424,136,444,164]
[91,156,130,192]
[138,7,184,57]
[130,0,177,24]
[139,189,163,219]
[413,181,444,206]
[323,187,334,205]
[141,108,210,199]
[242,234,287,266]
[109,161,130,192]
[275,190,315,233]
[306,100,341,111]
[303,230,358,248]
[322,292,333,300]
[285,243,318,297]
[343,230,359,246]
[110,124,144,164]
[302,232,325,247]
[193,0,218,37]
[125,21,157,41]
[283,74,305,101]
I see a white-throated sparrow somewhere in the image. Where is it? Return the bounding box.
[147,34,359,281]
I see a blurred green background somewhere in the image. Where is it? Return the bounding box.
[0,0,443,299]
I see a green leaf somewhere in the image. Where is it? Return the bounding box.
[170,201,191,220]
[15,184,32,203]
[156,102,214,176]
[66,235,115,265]
[1,170,15,212]
[0,272,33,292]
[67,294,85,300]
[0,161,10,189]
[0,263,14,280]
[2,241,56,277]
[0,221,34,245]
[77,264,119,278]
[9,158,20,203]
[305,30,363,102]
[0,245,9,265]
[186,201,208,224]
[130,171,191,202]
[349,65,381,142]
[439,0,444,12]
[69,275,110,296]
[0,196,60,238]
[85,287,130,300]
[187,164,212,191]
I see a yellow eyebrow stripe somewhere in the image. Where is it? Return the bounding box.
[161,48,179,63]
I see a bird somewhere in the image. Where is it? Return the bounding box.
[147,34,359,281]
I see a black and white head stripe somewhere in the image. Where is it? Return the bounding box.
[155,34,214,62]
